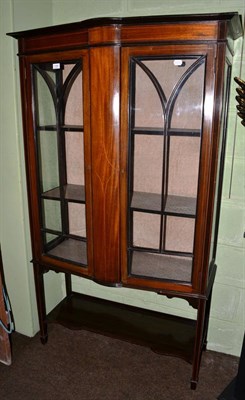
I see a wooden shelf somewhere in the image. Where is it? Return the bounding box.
[132,127,201,137]
[42,184,85,203]
[130,250,193,282]
[47,238,87,265]
[38,125,83,132]
[131,191,196,217]
[165,195,197,216]
[61,125,84,132]
[131,191,161,212]
[47,292,196,363]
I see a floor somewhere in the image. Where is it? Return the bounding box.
[0,324,239,400]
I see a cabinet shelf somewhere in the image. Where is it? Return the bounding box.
[132,127,201,137]
[38,125,84,132]
[42,184,85,203]
[42,228,86,242]
[47,292,196,363]
[47,238,87,266]
[131,191,196,217]
[130,250,193,282]
[61,125,84,132]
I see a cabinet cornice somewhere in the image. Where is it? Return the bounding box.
[7,13,243,56]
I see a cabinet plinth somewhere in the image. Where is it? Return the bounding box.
[8,12,243,389]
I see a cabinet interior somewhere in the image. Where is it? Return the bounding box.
[128,56,205,283]
[33,61,88,266]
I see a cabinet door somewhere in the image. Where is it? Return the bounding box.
[23,51,93,275]
[121,45,216,293]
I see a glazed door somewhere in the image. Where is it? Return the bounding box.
[23,51,93,275]
[121,45,216,293]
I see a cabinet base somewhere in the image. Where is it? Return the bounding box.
[47,292,196,364]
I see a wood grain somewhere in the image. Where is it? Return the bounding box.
[90,46,121,283]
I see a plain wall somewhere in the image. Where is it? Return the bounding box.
[0,0,63,337]
[0,0,244,356]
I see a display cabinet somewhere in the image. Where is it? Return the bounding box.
[8,13,243,388]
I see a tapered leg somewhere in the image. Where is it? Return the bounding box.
[65,273,72,296]
[33,263,48,344]
[191,298,206,389]
[202,288,213,351]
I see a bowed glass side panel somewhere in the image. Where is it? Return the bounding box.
[32,60,87,266]
[128,56,205,283]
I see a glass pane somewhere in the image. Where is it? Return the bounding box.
[168,136,200,199]
[164,216,195,253]
[134,58,204,131]
[64,65,83,126]
[44,233,59,247]
[171,62,205,130]
[68,203,86,238]
[38,131,59,193]
[133,212,160,250]
[65,131,85,185]
[143,59,195,100]
[133,135,163,194]
[42,199,62,232]
[209,62,231,267]
[34,68,56,126]
[134,62,164,128]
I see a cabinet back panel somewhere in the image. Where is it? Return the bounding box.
[133,135,163,194]
[64,65,83,126]
[165,216,195,253]
[168,136,200,197]
[66,132,85,186]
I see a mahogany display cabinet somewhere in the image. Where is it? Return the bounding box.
[8,13,243,389]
